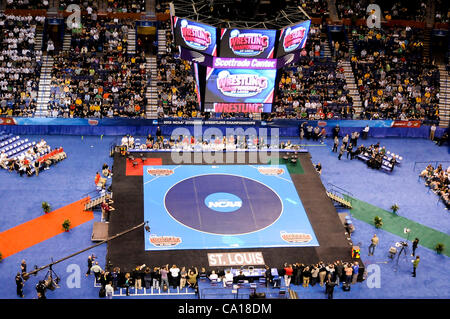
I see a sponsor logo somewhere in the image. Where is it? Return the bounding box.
[280,231,312,243]
[217,71,268,97]
[146,168,174,176]
[88,119,98,126]
[391,120,421,128]
[149,234,182,247]
[229,30,269,57]
[318,121,327,127]
[257,167,284,175]
[0,117,17,125]
[283,26,306,52]
[205,192,242,213]
[180,19,212,51]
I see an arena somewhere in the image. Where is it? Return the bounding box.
[0,0,448,310]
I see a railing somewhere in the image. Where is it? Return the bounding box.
[326,183,354,207]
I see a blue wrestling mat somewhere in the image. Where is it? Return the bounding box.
[143,165,319,250]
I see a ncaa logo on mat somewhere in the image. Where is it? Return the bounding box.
[205,192,242,213]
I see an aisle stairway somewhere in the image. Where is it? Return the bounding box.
[438,64,450,127]
[340,60,362,118]
[157,29,167,55]
[63,32,72,51]
[127,28,136,55]
[145,56,158,119]
[35,55,54,117]
[34,25,44,60]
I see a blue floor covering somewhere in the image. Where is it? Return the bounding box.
[0,135,448,299]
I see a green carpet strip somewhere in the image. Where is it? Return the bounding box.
[345,196,450,257]
[268,157,304,174]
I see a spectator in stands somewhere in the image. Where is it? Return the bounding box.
[169,264,180,288]
[187,267,198,289]
[160,265,170,290]
[209,270,218,282]
[283,263,293,287]
[152,267,160,289]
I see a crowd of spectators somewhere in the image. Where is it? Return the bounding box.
[90,259,362,298]
[90,262,201,297]
[270,24,353,120]
[0,14,45,118]
[296,0,329,18]
[350,26,440,123]
[434,0,450,23]
[5,0,49,10]
[58,0,98,12]
[46,16,148,118]
[336,0,427,22]
[420,164,450,208]
[156,20,200,119]
[106,0,146,13]
[121,133,303,152]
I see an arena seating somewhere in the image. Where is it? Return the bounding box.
[5,0,49,10]
[156,21,200,119]
[46,17,148,118]
[336,0,427,21]
[0,14,45,117]
[350,26,440,123]
[105,0,146,13]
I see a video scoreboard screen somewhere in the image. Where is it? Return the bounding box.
[219,28,277,58]
[173,17,218,56]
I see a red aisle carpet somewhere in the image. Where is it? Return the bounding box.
[125,157,162,176]
[0,198,93,259]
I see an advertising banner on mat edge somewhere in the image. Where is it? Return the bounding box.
[8,117,432,129]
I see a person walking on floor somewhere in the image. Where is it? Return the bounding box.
[332,136,339,152]
[351,262,359,284]
[338,144,345,160]
[86,255,94,277]
[325,274,336,299]
[411,238,419,257]
[16,272,24,298]
[105,282,114,299]
[369,234,379,256]
[412,256,420,277]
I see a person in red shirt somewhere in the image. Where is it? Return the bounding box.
[95,172,101,186]
[284,263,293,287]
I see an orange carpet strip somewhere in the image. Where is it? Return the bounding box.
[0,197,94,259]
